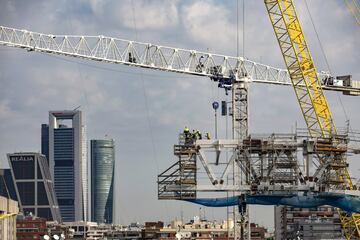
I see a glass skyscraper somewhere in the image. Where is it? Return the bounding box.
[45,110,88,222]
[91,139,115,223]
[7,152,61,222]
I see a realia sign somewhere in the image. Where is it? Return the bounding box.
[10,156,34,162]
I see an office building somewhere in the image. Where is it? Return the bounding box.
[274,206,342,239]
[91,139,115,223]
[46,110,88,222]
[7,152,61,222]
[16,215,47,240]
[142,219,270,240]
[0,169,17,200]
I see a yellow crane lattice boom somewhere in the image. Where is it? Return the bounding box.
[264,0,360,238]
[264,0,334,138]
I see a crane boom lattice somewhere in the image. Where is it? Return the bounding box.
[1,25,359,95]
[265,0,334,138]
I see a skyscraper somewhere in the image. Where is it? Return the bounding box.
[47,110,88,222]
[7,152,61,222]
[90,139,115,223]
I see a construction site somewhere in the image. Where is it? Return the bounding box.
[0,0,360,239]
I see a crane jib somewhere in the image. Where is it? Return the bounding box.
[0,25,359,95]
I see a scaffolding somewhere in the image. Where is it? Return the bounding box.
[158,134,197,200]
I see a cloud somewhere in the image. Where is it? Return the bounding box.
[181,0,236,53]
[0,100,15,121]
[89,0,180,30]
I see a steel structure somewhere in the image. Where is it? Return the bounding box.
[231,79,250,239]
[264,0,360,238]
[158,134,300,195]
[0,26,359,95]
[158,133,360,193]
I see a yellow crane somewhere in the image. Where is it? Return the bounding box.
[264,0,360,238]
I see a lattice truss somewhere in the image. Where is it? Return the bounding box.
[0,26,288,82]
[240,134,299,186]
[158,133,305,197]
[158,131,360,195]
[1,25,357,95]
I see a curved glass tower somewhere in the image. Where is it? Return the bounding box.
[90,139,115,223]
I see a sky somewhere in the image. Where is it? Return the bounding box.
[0,0,359,230]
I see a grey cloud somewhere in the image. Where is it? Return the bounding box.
[181,0,237,53]
[88,0,180,30]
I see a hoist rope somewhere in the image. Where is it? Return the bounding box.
[130,0,159,175]
[130,0,171,223]
[304,0,350,123]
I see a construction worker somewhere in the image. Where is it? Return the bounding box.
[205,132,211,140]
[128,52,137,63]
[183,126,190,143]
[183,126,190,135]
[191,129,197,141]
[196,130,202,140]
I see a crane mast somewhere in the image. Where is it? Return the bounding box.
[264,0,360,238]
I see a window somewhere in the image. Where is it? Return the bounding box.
[17,183,35,205]
[38,208,52,221]
[54,160,73,167]
[11,159,34,179]
[37,182,49,205]
[37,165,43,179]
[58,199,74,205]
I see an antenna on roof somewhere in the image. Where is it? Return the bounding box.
[73,105,81,111]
